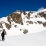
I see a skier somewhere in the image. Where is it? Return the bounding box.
[1,29,6,41]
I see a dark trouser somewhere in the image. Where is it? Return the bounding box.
[2,36,5,41]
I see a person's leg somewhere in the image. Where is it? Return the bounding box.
[2,36,4,41]
[2,36,3,41]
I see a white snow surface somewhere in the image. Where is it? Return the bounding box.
[0,30,46,46]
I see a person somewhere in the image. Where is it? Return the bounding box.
[1,29,6,41]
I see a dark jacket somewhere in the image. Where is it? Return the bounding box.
[1,30,6,37]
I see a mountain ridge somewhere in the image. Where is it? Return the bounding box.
[0,8,46,35]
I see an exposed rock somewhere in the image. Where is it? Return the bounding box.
[21,22,23,25]
[23,29,28,34]
[27,12,30,19]
[23,11,27,15]
[7,15,11,24]
[26,21,33,24]
[27,11,34,19]
[38,12,44,16]
[5,23,11,30]
[0,23,2,25]
[34,22,37,24]
[20,29,22,31]
[0,30,2,32]
[10,13,23,25]
[38,12,46,19]
[29,21,33,24]
[37,21,42,24]
[43,22,46,27]
[0,23,3,28]
[10,14,16,21]
[35,15,37,18]
[14,25,17,28]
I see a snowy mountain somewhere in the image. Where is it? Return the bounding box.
[0,8,46,35]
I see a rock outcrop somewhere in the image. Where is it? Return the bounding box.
[23,29,28,34]
[5,23,11,30]
[43,22,46,27]
[0,23,3,28]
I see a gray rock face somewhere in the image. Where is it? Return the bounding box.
[5,23,11,30]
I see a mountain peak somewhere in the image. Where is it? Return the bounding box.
[0,8,46,35]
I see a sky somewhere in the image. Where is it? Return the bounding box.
[0,0,46,17]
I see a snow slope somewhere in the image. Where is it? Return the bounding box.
[0,30,46,46]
